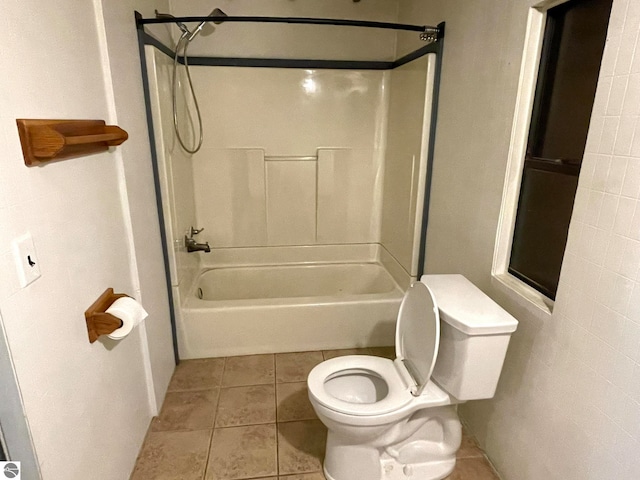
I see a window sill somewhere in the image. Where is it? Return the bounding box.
[491,273,554,318]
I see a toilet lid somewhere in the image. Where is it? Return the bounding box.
[395,281,440,396]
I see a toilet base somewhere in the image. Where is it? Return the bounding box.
[320,406,461,480]
[323,457,456,480]
[379,456,456,480]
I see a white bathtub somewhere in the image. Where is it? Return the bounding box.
[178,245,407,358]
[197,263,398,301]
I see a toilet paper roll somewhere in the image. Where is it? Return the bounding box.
[106,297,149,340]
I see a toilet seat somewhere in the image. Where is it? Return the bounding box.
[308,281,441,418]
[308,355,413,416]
[395,281,440,396]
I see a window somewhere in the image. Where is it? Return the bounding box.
[507,0,612,300]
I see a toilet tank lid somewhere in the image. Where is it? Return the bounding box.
[420,274,518,335]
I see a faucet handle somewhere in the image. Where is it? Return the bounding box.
[189,226,204,236]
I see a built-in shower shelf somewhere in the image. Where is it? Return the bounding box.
[16,119,129,166]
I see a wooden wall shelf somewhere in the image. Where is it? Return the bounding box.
[85,288,128,343]
[17,119,129,167]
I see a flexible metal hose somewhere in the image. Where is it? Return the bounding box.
[172,32,204,154]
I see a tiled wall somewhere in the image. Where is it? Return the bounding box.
[464,2,640,478]
[397,0,640,478]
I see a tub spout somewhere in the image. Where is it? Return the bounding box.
[185,236,211,253]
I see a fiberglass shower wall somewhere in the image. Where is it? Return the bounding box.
[144,13,438,306]
[166,0,400,252]
[190,67,388,248]
[146,47,200,301]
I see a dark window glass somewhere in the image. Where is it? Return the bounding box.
[509,0,612,300]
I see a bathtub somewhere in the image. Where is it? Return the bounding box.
[177,245,407,358]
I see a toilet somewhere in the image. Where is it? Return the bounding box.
[307,274,518,480]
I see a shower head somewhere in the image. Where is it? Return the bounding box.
[154,10,190,36]
[188,7,228,41]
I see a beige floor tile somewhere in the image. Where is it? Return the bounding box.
[278,420,327,475]
[457,432,484,459]
[276,352,324,383]
[206,424,277,480]
[446,457,500,479]
[131,429,211,480]
[222,354,275,387]
[277,382,318,422]
[216,385,276,427]
[168,358,225,392]
[321,348,370,360]
[279,474,326,480]
[368,346,395,359]
[134,351,500,480]
[151,389,219,432]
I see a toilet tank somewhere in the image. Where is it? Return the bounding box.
[421,275,518,401]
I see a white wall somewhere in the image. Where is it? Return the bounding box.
[398,0,640,478]
[98,0,176,417]
[0,0,174,479]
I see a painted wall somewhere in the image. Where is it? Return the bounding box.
[0,0,174,479]
[98,0,176,417]
[398,0,640,478]
[167,0,400,60]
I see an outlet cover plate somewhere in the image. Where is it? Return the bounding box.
[12,233,41,288]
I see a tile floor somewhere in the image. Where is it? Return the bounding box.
[131,348,500,480]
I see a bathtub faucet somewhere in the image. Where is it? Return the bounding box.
[185,227,210,253]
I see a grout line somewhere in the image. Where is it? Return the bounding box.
[211,386,222,431]
[274,371,280,424]
[147,427,214,434]
[187,417,321,432]
[214,421,276,430]
[275,391,280,477]
[166,386,222,393]
[202,427,215,480]
[219,356,228,388]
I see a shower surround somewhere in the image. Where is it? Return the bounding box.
[143,9,436,358]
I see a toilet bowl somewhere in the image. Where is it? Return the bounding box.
[307,275,518,480]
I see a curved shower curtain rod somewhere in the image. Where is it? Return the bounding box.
[138,15,442,40]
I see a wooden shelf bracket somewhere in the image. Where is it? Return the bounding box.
[17,119,129,167]
[85,288,129,343]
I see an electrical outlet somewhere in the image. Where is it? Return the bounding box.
[12,233,41,288]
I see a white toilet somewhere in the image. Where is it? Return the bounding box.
[307,274,518,480]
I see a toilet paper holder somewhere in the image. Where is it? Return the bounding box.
[85,288,129,343]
